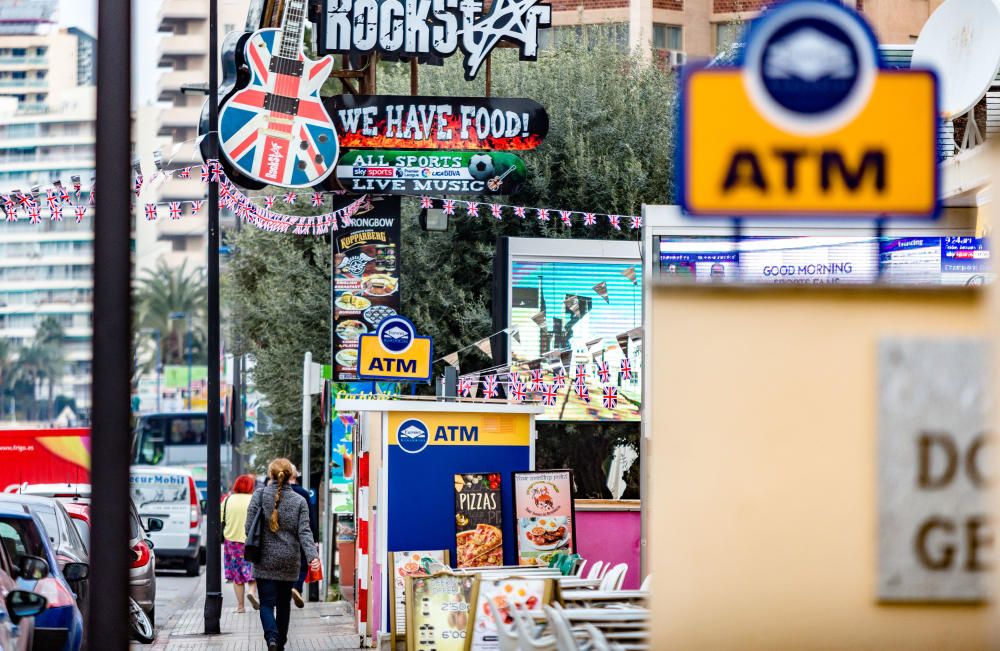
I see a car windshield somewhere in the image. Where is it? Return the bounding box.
[33,507,60,547]
[0,518,46,565]
[71,518,90,551]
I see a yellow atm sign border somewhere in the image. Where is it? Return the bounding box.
[678,0,939,219]
[356,316,434,383]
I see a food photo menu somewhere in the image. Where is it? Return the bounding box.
[333,196,401,380]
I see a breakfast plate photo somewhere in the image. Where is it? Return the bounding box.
[520,517,569,551]
[335,293,371,311]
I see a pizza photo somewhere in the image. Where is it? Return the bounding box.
[456,524,503,568]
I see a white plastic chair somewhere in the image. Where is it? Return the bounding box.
[639,574,652,592]
[599,563,629,592]
[489,599,522,651]
[512,603,557,651]
[585,560,604,580]
[575,559,588,577]
[544,604,580,651]
[583,623,613,651]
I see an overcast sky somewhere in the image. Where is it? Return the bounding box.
[58,0,161,105]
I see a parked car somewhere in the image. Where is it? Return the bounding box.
[19,484,161,622]
[131,466,203,576]
[0,506,85,651]
[0,495,89,619]
[0,524,48,651]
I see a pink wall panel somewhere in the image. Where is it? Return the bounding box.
[575,508,642,589]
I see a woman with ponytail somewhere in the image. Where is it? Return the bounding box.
[245,458,320,651]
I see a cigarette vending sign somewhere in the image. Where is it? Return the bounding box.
[325,95,549,151]
[679,0,938,218]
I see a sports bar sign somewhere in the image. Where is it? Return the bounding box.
[680,0,938,218]
[319,0,551,80]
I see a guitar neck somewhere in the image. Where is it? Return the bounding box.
[277,0,306,59]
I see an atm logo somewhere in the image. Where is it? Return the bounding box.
[397,419,429,454]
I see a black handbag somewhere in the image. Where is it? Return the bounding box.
[244,490,264,563]
[220,495,229,545]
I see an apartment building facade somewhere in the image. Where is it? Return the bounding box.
[0,0,96,415]
[140,0,249,275]
[545,0,945,62]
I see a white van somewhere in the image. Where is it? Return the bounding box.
[130,466,204,576]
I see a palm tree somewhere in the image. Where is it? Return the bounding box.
[35,317,65,420]
[134,260,207,366]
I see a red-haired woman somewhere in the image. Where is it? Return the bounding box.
[222,473,258,613]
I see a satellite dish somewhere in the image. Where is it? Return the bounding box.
[911,0,1000,119]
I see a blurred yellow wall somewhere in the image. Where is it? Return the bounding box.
[648,285,992,650]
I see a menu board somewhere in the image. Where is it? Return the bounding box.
[391,550,449,646]
[333,196,401,381]
[470,576,555,650]
[406,573,479,651]
[454,473,504,568]
[513,470,576,566]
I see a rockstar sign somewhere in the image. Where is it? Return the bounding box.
[320,0,552,80]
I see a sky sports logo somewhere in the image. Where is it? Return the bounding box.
[353,167,396,178]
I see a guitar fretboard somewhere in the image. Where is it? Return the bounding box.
[277,0,306,60]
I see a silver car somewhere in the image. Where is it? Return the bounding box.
[129,498,161,623]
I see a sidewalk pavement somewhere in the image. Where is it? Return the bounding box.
[142,575,362,651]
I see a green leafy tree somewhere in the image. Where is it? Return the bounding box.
[135,260,208,366]
[226,39,674,491]
[35,317,65,420]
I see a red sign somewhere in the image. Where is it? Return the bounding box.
[0,428,90,492]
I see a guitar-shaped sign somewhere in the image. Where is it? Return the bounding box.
[217,0,338,188]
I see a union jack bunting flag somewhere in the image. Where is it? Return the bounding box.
[311,192,324,207]
[133,175,143,197]
[210,160,223,182]
[602,386,619,409]
[178,167,191,179]
[465,201,479,215]
[575,383,590,403]
[58,187,70,204]
[264,195,276,209]
[459,377,474,398]
[442,199,456,215]
[45,189,57,210]
[536,208,550,222]
[559,210,573,226]
[514,206,526,218]
[420,196,433,209]
[620,358,633,380]
[27,206,40,224]
[510,381,528,403]
[283,192,297,204]
[630,215,642,230]
[49,205,62,222]
[608,214,621,230]
[169,202,182,219]
[189,200,204,213]
[540,383,558,406]
[529,369,544,390]
[218,196,227,210]
[490,203,503,219]
[89,189,95,205]
[583,212,596,226]
[506,372,520,388]
[596,361,611,384]
[74,206,87,223]
[573,364,587,384]
[144,203,158,221]
[200,165,210,183]
[553,367,567,388]
[17,192,31,207]
[483,375,499,399]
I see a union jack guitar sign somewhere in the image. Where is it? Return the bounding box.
[218,0,338,188]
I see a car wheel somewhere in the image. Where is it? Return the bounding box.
[184,556,200,577]
[129,596,155,644]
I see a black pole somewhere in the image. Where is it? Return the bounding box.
[204,0,223,633]
[90,0,131,645]
[232,203,244,478]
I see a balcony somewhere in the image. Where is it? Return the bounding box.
[158,69,205,99]
[158,0,208,25]
[157,104,200,132]
[0,79,47,89]
[158,173,207,200]
[158,34,206,63]
[0,56,47,69]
